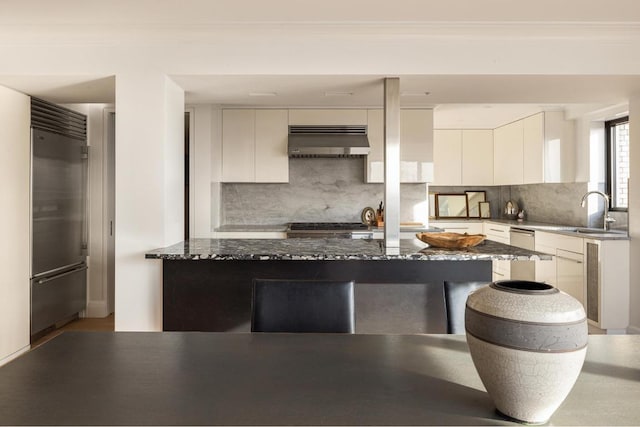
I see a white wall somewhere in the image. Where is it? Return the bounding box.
[0,85,31,365]
[114,74,184,331]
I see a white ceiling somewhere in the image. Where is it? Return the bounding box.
[3,0,640,24]
[0,0,640,128]
[173,74,640,127]
[0,75,115,104]
[2,73,638,128]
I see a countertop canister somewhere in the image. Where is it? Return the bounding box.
[465,280,588,424]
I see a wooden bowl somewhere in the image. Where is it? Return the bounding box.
[416,232,486,249]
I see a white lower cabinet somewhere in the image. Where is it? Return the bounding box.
[491,261,510,282]
[535,231,585,307]
[584,238,630,332]
[483,222,511,281]
[434,221,483,234]
[556,248,585,306]
[483,222,510,244]
[536,233,629,332]
[534,231,557,285]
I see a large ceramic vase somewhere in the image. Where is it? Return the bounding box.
[465,280,588,424]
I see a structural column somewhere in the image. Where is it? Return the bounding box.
[384,77,401,251]
[114,73,184,331]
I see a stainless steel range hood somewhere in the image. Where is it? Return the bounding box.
[288,125,370,158]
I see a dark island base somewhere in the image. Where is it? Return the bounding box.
[163,259,492,334]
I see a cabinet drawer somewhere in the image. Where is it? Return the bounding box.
[483,222,510,244]
[536,231,583,254]
[556,248,585,306]
[555,235,584,254]
[436,222,483,235]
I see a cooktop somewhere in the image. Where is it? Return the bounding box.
[288,222,369,231]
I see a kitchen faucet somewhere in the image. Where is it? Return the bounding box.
[580,191,616,231]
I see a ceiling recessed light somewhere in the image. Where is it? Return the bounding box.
[324,91,353,96]
[249,92,277,97]
[401,91,430,97]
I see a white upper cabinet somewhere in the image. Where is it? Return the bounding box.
[498,111,575,185]
[433,129,493,186]
[493,120,524,185]
[462,129,493,186]
[222,109,255,182]
[288,109,367,125]
[366,109,385,182]
[523,112,544,184]
[222,109,289,183]
[433,129,462,185]
[255,109,289,183]
[543,111,575,183]
[366,109,434,183]
[400,109,434,183]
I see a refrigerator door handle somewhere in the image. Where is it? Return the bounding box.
[37,265,88,285]
[81,145,89,256]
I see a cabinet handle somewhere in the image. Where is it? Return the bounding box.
[489,228,505,233]
[494,272,505,277]
[556,255,583,264]
[37,265,88,285]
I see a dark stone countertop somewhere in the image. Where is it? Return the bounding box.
[214,224,438,233]
[146,238,552,261]
[214,224,289,232]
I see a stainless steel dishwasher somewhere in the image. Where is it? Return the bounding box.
[509,227,536,281]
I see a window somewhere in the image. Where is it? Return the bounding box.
[605,116,629,210]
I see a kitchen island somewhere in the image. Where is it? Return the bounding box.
[146,238,549,333]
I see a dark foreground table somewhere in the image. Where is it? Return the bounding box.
[0,332,638,426]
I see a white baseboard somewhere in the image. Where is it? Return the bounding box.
[86,300,110,318]
[626,325,640,335]
[0,345,30,367]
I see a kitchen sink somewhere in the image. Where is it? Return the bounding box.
[526,225,579,232]
[523,225,627,237]
[574,228,627,236]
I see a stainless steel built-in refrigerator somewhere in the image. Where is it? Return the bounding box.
[30,98,88,337]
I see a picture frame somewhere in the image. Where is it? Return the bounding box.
[435,193,469,219]
[479,201,491,218]
[465,191,487,218]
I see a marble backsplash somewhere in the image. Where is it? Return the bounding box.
[506,182,590,226]
[221,158,427,224]
[222,158,625,229]
[430,182,618,228]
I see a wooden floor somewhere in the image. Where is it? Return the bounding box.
[31,314,115,349]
